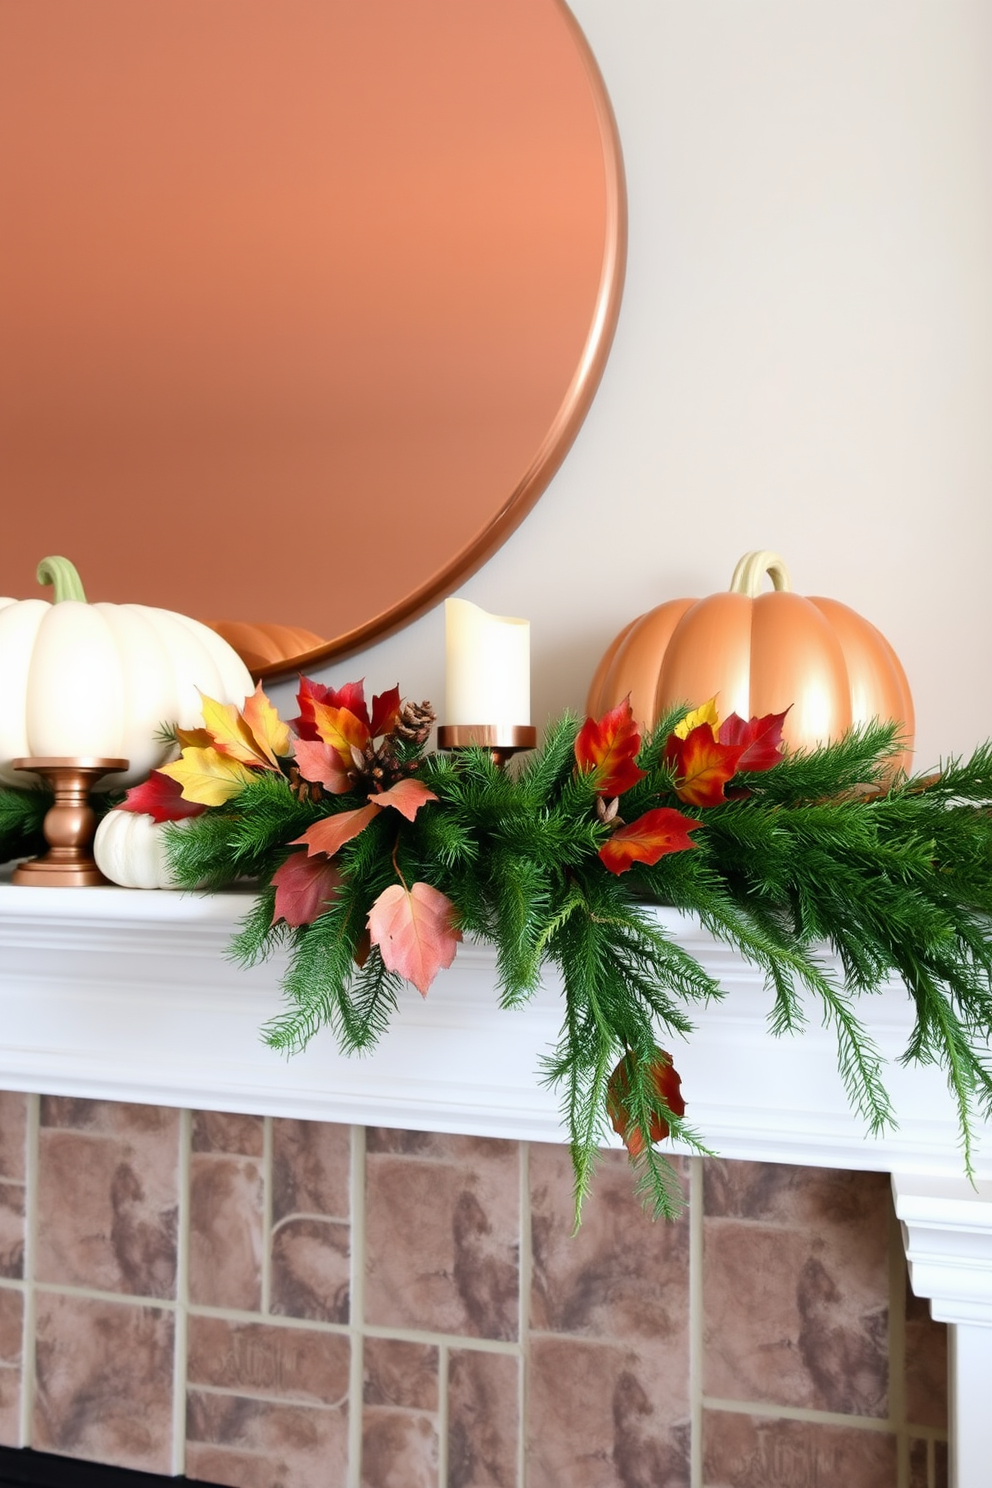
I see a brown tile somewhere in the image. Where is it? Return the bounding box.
[362,1412,438,1488]
[528,1336,690,1488]
[702,1410,896,1488]
[935,1439,948,1488]
[271,1217,350,1324]
[0,1184,24,1280]
[193,1110,265,1157]
[0,1093,28,1182]
[703,1163,889,1416]
[36,1108,179,1298]
[0,1289,23,1449]
[33,1293,174,1474]
[905,1277,948,1430]
[189,1154,263,1311]
[365,1132,519,1340]
[272,1119,350,1223]
[187,1389,348,1488]
[448,1349,518,1488]
[530,1143,690,1343]
[909,1437,927,1488]
[0,1289,22,1365]
[364,1338,438,1411]
[188,1316,349,1406]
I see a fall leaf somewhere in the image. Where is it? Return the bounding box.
[366,881,462,996]
[293,803,380,858]
[118,771,205,823]
[607,1048,685,1158]
[574,698,647,797]
[174,726,214,750]
[718,708,789,773]
[271,851,342,927]
[242,683,292,765]
[158,747,257,806]
[293,739,353,795]
[373,777,437,821]
[196,691,267,767]
[293,677,370,739]
[673,697,720,741]
[664,724,746,807]
[370,685,402,738]
[310,702,371,762]
[599,807,701,874]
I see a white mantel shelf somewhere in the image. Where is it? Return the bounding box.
[2,881,992,1486]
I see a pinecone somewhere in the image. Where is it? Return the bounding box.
[393,699,436,747]
[287,765,324,805]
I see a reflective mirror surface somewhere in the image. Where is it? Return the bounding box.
[0,0,625,677]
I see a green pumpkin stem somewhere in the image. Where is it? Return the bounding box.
[36,556,87,604]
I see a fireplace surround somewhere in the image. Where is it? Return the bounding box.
[0,880,987,1486]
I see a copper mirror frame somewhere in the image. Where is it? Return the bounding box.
[0,0,626,681]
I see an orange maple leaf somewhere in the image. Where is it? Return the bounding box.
[294,803,381,858]
[607,1048,686,1158]
[241,683,292,766]
[372,778,437,821]
[598,807,701,874]
[293,739,353,795]
[310,703,372,766]
[574,698,646,797]
[366,881,462,996]
[664,724,746,807]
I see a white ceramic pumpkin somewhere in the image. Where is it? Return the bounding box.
[93,810,190,889]
[0,556,254,789]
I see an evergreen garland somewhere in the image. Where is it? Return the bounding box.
[5,681,992,1226]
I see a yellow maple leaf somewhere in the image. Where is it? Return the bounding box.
[673,697,720,741]
[198,691,272,768]
[242,683,292,766]
[158,747,257,806]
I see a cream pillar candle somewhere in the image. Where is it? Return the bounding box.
[444,598,530,725]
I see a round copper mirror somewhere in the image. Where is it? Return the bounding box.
[0,0,625,680]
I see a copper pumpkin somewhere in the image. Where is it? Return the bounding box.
[586,551,915,772]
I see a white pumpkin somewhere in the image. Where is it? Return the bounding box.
[0,556,253,789]
[93,809,190,889]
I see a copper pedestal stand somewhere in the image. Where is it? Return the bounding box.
[11,757,129,887]
[436,724,537,770]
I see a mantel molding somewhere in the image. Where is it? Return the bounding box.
[0,880,987,1179]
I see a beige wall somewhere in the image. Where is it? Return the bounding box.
[277,0,992,772]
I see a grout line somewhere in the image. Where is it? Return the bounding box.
[171,1108,192,1477]
[347,1124,366,1488]
[689,1155,704,1488]
[888,1199,909,1488]
[18,1093,39,1450]
[517,1140,531,1488]
[702,1396,899,1431]
[190,1379,348,1411]
[261,1115,273,1315]
[30,1280,180,1309]
[437,1343,449,1487]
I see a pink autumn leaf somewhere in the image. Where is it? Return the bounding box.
[271,851,342,927]
[366,881,462,996]
[372,777,437,821]
[293,738,353,795]
[293,802,381,858]
[117,771,205,823]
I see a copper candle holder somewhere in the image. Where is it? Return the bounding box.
[436,724,537,770]
[11,757,129,887]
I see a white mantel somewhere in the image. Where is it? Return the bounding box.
[1,881,991,1486]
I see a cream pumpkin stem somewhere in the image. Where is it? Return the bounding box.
[36,555,87,604]
[729,550,792,598]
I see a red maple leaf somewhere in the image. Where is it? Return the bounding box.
[370,685,402,739]
[118,771,205,823]
[292,677,370,739]
[367,881,462,996]
[664,724,746,807]
[271,851,342,927]
[574,698,646,797]
[598,807,701,875]
[607,1048,686,1158]
[718,708,790,773]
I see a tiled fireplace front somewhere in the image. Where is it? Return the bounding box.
[0,1090,948,1488]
